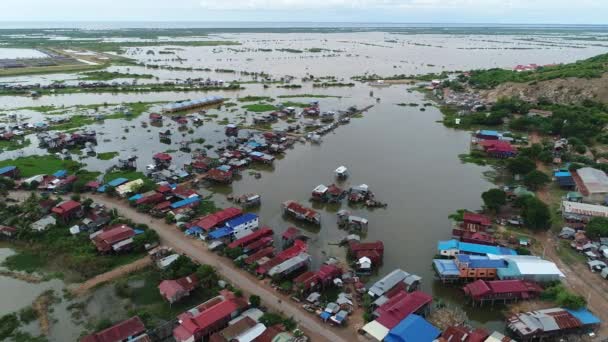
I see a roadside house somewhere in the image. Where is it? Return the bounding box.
[159,274,199,304]
[92,224,135,253]
[81,316,148,342]
[51,200,83,223]
[173,290,248,342]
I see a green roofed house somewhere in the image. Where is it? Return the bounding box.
[513,186,535,198]
[566,191,583,203]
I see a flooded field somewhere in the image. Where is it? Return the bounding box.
[1,28,606,336]
[0,48,48,59]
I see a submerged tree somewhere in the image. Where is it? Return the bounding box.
[482,188,506,213]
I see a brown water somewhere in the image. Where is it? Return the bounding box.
[1,30,605,336]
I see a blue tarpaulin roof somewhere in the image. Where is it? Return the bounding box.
[437,240,458,251]
[226,213,258,228]
[107,177,129,187]
[385,314,440,342]
[129,194,143,201]
[217,165,231,172]
[0,166,16,175]
[567,308,601,325]
[185,227,203,235]
[319,312,331,321]
[479,130,499,137]
[438,239,516,256]
[53,170,67,178]
[554,171,571,178]
[134,229,145,235]
[170,196,200,209]
[433,259,460,276]
[209,226,233,239]
[456,254,508,269]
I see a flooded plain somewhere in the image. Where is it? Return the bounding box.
[1,29,606,336]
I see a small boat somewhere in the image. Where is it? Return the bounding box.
[368,80,391,87]
[235,193,261,208]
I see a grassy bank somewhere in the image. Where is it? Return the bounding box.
[0,63,107,78]
[468,52,608,89]
[0,83,242,97]
[79,71,155,81]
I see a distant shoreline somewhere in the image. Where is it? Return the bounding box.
[0,21,608,30]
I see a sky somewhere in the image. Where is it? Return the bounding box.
[2,0,607,25]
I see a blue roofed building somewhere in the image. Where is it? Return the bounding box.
[224,213,259,235]
[170,196,200,209]
[208,226,233,240]
[566,308,601,325]
[476,130,501,140]
[384,314,440,342]
[554,171,575,188]
[438,239,516,257]
[98,177,129,192]
[0,165,19,179]
[53,170,68,178]
[129,194,143,201]
[455,254,508,269]
[433,259,460,282]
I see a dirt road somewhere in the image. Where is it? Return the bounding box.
[71,256,152,296]
[529,132,608,338]
[7,190,359,341]
[85,194,357,342]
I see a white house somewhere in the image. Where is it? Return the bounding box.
[31,216,56,232]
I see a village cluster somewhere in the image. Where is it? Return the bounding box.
[1,53,607,341]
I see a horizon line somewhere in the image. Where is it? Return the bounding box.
[0,20,607,26]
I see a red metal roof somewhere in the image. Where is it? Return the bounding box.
[81,316,146,342]
[463,212,492,226]
[51,200,81,215]
[326,184,344,196]
[356,250,382,264]
[281,226,300,240]
[156,185,172,193]
[317,264,342,282]
[464,280,543,300]
[159,274,199,301]
[193,207,242,231]
[86,181,101,188]
[153,152,172,161]
[349,241,384,253]
[283,200,318,218]
[254,325,284,342]
[176,297,247,337]
[256,240,307,274]
[375,290,433,329]
[136,192,165,205]
[548,310,583,329]
[293,271,319,288]
[440,326,489,342]
[206,168,232,181]
[242,236,273,253]
[93,225,135,252]
[478,140,515,153]
[228,227,273,249]
[245,246,275,265]
[154,201,172,210]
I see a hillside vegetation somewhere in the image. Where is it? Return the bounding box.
[469,53,608,89]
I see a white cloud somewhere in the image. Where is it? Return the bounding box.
[198,0,602,11]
